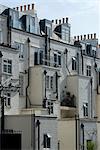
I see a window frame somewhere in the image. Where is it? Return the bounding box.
[46,75,54,90]
[4,92,11,107]
[72,57,77,71]
[43,134,51,148]
[86,65,91,76]
[83,102,88,117]
[3,59,12,75]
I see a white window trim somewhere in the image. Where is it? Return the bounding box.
[3,59,12,75]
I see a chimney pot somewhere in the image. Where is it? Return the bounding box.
[28,4,30,10]
[66,17,68,23]
[63,18,65,24]
[84,35,86,40]
[59,19,61,24]
[74,36,76,40]
[77,36,79,41]
[32,4,34,10]
[80,35,82,40]
[24,5,26,11]
[52,20,54,23]
[55,19,58,24]
[87,34,89,39]
[94,33,96,39]
[16,7,19,11]
[20,6,22,12]
[91,34,93,39]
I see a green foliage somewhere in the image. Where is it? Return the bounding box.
[87,141,96,150]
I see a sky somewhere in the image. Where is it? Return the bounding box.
[0,0,100,42]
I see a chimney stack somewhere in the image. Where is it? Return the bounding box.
[20,6,22,11]
[94,33,96,39]
[59,19,61,24]
[28,4,30,10]
[84,35,86,40]
[24,5,26,11]
[32,4,34,10]
[66,17,68,23]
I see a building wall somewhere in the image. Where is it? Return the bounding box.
[80,120,97,150]
[0,46,19,115]
[5,115,32,150]
[58,119,76,150]
[35,116,58,150]
[29,66,43,106]
[5,115,58,150]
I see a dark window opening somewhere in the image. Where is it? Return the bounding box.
[43,134,51,148]
[72,58,76,70]
[34,52,38,65]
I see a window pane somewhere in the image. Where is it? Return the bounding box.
[8,65,12,74]
[43,134,47,148]
[58,55,61,65]
[50,76,53,89]
[3,64,7,72]
[46,76,49,89]
[47,137,51,148]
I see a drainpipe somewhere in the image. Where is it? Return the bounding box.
[1,97,4,133]
[36,120,40,150]
[77,53,79,74]
[43,70,47,108]
[75,114,80,150]
[26,37,30,108]
[58,140,60,150]
[81,123,84,150]
[45,27,48,65]
[81,49,84,75]
[0,51,4,133]
[90,78,93,118]
[55,72,60,99]
[33,114,36,150]
[7,8,11,45]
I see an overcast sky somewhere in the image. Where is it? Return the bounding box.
[0,0,100,42]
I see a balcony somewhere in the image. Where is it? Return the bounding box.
[61,92,76,108]
[60,92,76,118]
